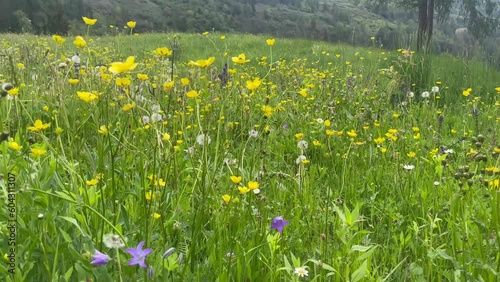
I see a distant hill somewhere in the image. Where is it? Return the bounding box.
[1,0,499,64]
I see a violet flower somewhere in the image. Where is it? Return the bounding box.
[91,250,110,266]
[271,216,289,233]
[126,241,152,268]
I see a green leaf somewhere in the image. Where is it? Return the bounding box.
[59,216,87,238]
[59,227,73,243]
[64,266,73,281]
[351,260,368,282]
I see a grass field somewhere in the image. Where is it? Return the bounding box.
[1,30,500,281]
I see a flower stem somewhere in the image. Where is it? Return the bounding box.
[116,248,124,282]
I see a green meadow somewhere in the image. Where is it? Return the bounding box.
[1,30,500,281]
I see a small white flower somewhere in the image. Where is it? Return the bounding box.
[252,188,260,194]
[408,91,415,98]
[403,164,415,170]
[296,155,307,164]
[142,115,150,124]
[72,54,81,64]
[151,113,163,122]
[58,62,67,68]
[431,86,439,93]
[316,118,324,124]
[196,134,211,145]
[249,130,258,138]
[38,213,44,219]
[433,181,440,186]
[103,233,125,249]
[136,95,145,103]
[421,91,430,98]
[297,140,308,150]
[294,267,308,277]
[151,105,161,112]
[185,146,196,154]
[443,149,454,154]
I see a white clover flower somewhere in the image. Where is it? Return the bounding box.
[58,62,67,68]
[296,155,307,164]
[196,134,211,145]
[103,233,125,249]
[248,130,258,138]
[297,140,308,150]
[408,91,415,98]
[142,115,150,124]
[403,164,415,170]
[316,118,324,124]
[421,91,430,98]
[431,86,440,93]
[294,267,308,277]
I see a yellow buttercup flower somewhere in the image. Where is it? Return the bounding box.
[52,35,66,44]
[127,21,136,28]
[77,91,98,103]
[86,178,99,186]
[68,79,79,85]
[7,141,23,151]
[82,17,97,25]
[153,213,161,219]
[246,78,261,91]
[248,181,259,190]
[266,38,275,46]
[98,125,108,135]
[7,87,19,96]
[222,194,231,204]
[238,186,250,194]
[122,102,136,111]
[230,176,242,184]
[186,90,200,98]
[181,78,190,86]
[31,147,47,157]
[27,120,51,132]
[145,191,154,201]
[188,57,215,68]
[115,77,131,87]
[163,81,175,92]
[137,73,149,81]
[155,47,172,57]
[463,88,472,97]
[73,36,86,48]
[162,133,171,142]
[232,53,250,64]
[109,56,138,74]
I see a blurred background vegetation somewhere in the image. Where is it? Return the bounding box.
[0,0,499,69]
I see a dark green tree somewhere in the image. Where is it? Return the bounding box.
[373,0,498,52]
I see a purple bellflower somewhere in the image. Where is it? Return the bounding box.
[126,241,153,268]
[271,216,289,233]
[91,250,110,266]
